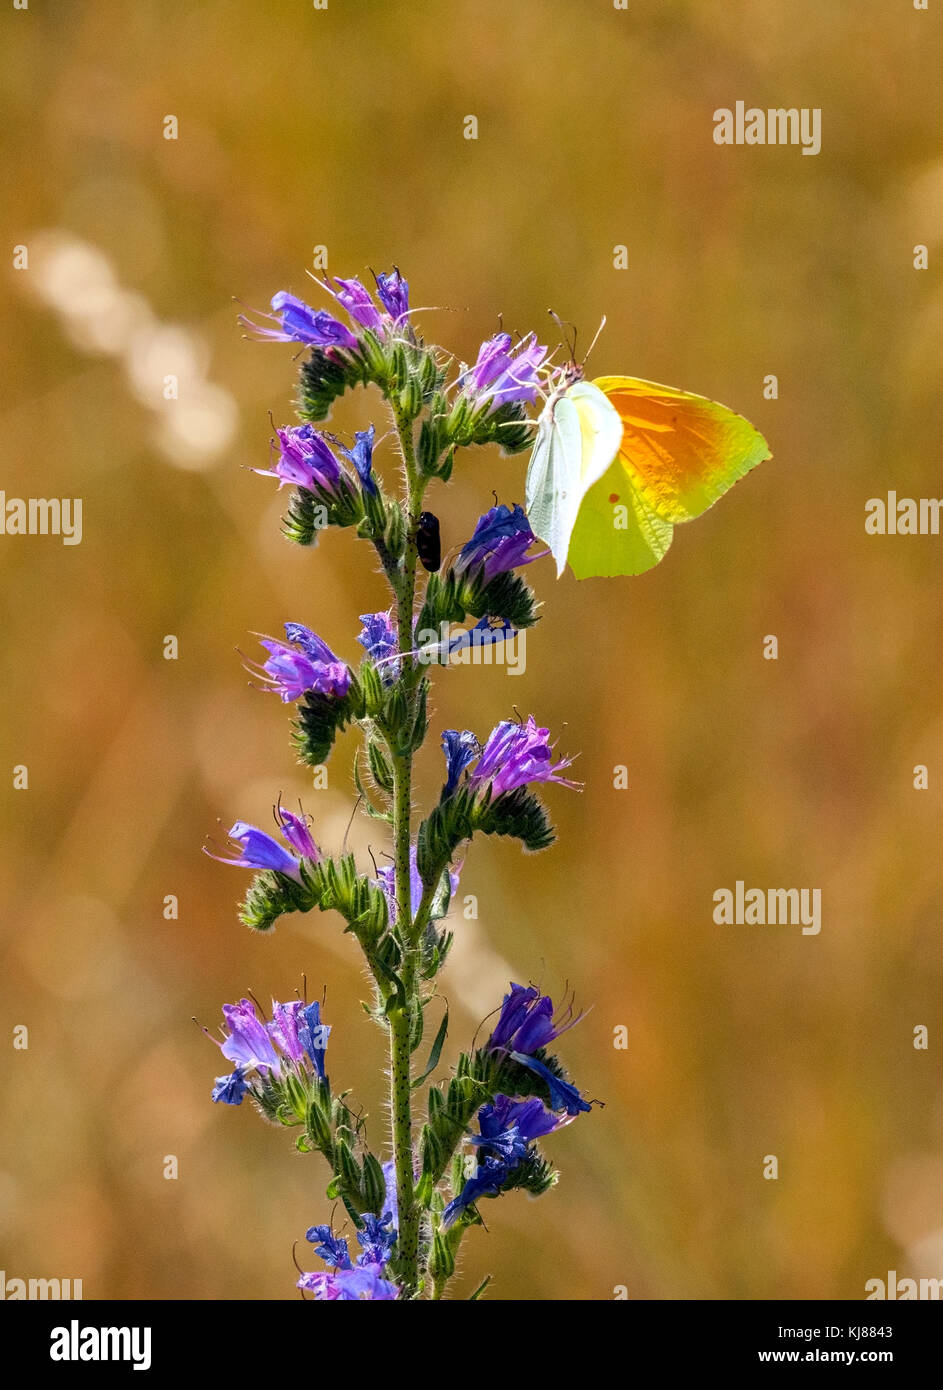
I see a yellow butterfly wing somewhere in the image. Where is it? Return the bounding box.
[592,375,772,525]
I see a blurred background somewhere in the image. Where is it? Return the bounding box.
[2,0,942,1301]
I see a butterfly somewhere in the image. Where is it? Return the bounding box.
[525,370,772,579]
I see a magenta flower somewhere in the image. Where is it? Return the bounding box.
[463,332,547,413]
[248,623,350,703]
[327,275,383,330]
[256,425,344,493]
[467,717,579,800]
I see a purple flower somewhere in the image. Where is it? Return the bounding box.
[256,425,344,493]
[467,716,579,800]
[275,807,320,861]
[250,623,350,703]
[339,425,377,497]
[454,503,544,584]
[267,1000,306,1064]
[442,1092,574,1227]
[489,982,572,1054]
[327,275,382,330]
[240,291,358,350]
[299,1203,398,1299]
[205,994,332,1104]
[375,268,410,322]
[211,1066,249,1106]
[441,729,480,794]
[463,332,547,413]
[220,998,283,1075]
[298,1266,399,1300]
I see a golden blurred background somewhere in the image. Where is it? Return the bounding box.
[2,0,943,1300]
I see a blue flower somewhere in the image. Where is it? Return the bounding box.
[298,1000,330,1082]
[441,729,480,794]
[305,1224,352,1269]
[358,610,399,681]
[299,1203,399,1299]
[241,292,358,350]
[205,995,332,1104]
[489,982,564,1053]
[441,1093,572,1227]
[356,1212,397,1267]
[455,503,544,584]
[339,425,378,497]
[211,1066,249,1106]
[510,1052,593,1117]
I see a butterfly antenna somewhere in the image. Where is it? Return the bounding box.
[547,309,577,363]
[583,315,607,366]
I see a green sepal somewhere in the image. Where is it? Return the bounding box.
[333,1137,362,1194]
[237,862,322,932]
[281,473,365,547]
[429,1230,455,1284]
[416,566,539,645]
[362,1152,387,1216]
[416,786,555,902]
[297,344,373,423]
[367,740,394,794]
[465,569,540,630]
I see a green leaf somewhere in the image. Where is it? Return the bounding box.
[412,1007,449,1087]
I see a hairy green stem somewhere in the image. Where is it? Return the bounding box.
[387,404,427,1294]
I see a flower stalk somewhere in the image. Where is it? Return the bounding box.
[203,270,596,1300]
